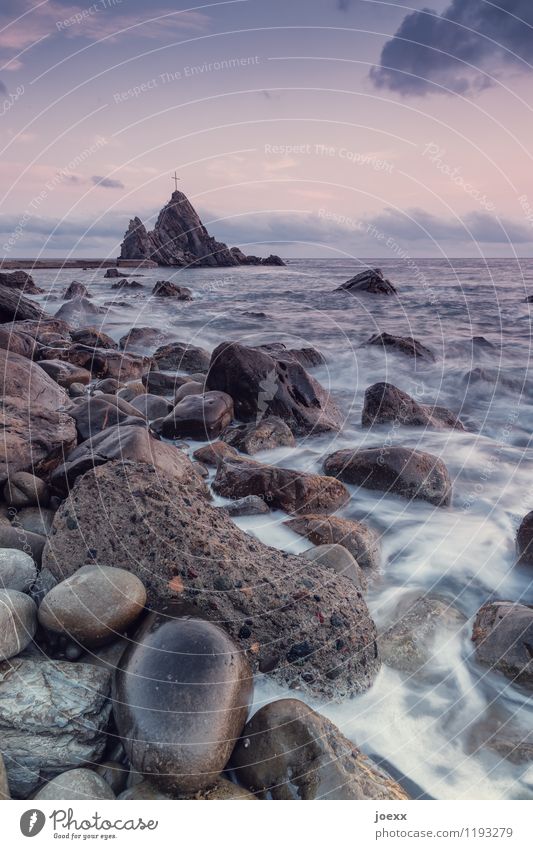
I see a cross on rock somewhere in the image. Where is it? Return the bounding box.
[172,171,180,191]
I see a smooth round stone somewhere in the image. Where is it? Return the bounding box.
[35,769,116,800]
[3,472,49,508]
[11,507,55,537]
[118,780,170,800]
[112,607,253,795]
[38,565,146,647]
[0,589,37,660]
[302,544,365,590]
[0,548,37,592]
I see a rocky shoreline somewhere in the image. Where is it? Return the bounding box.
[0,267,531,800]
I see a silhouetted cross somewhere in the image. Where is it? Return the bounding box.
[172,171,180,191]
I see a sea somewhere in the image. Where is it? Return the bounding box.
[28,256,533,800]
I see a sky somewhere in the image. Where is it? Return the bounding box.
[1,0,533,258]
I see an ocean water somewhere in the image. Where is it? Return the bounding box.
[30,257,533,800]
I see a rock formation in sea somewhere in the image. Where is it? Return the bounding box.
[119,190,285,268]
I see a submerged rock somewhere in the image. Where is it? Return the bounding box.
[63,281,89,300]
[38,565,146,647]
[113,610,252,795]
[362,382,464,430]
[0,658,111,797]
[472,601,533,689]
[152,280,192,299]
[336,267,397,296]
[213,456,349,516]
[364,332,435,363]
[43,462,380,699]
[54,296,103,324]
[516,511,533,565]
[324,446,452,507]
[206,341,342,435]
[284,515,381,573]
[231,699,409,800]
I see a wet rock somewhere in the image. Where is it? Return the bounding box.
[174,380,204,402]
[213,456,349,516]
[43,462,380,699]
[35,768,115,800]
[104,268,124,278]
[516,511,533,565]
[0,589,37,659]
[69,396,146,442]
[0,326,39,359]
[324,446,452,507]
[336,267,397,296]
[0,658,111,797]
[119,326,166,353]
[50,423,205,496]
[130,393,172,419]
[152,280,193,299]
[9,318,71,345]
[0,270,42,294]
[155,391,234,440]
[69,382,86,398]
[0,524,45,565]
[0,284,44,322]
[219,495,271,516]
[3,471,49,507]
[466,712,533,765]
[1,397,76,486]
[231,699,409,800]
[191,777,256,799]
[222,416,295,454]
[154,341,211,373]
[255,343,325,368]
[302,544,364,591]
[63,281,89,300]
[94,761,129,796]
[118,780,170,799]
[379,594,466,675]
[40,344,151,383]
[472,601,533,689]
[284,515,381,572]
[117,381,145,401]
[38,565,146,647]
[0,753,10,799]
[38,359,92,388]
[142,370,189,397]
[55,296,104,325]
[206,342,342,435]
[71,327,117,349]
[113,611,252,795]
[0,348,68,410]
[0,549,37,592]
[364,332,436,363]
[111,278,144,290]
[193,441,238,466]
[362,382,464,430]
[10,507,55,537]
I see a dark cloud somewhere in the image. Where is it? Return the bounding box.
[370,0,533,96]
[362,207,533,244]
[91,175,125,189]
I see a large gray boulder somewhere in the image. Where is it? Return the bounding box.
[0,348,68,410]
[362,382,464,430]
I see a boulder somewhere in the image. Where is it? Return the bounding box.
[213,456,349,516]
[0,326,39,359]
[193,441,238,466]
[39,344,151,382]
[0,284,44,322]
[69,382,86,398]
[154,341,211,373]
[111,278,144,290]
[0,270,42,294]
[154,391,234,440]
[38,565,146,647]
[0,658,111,797]
[336,267,397,296]
[94,761,129,796]
[0,549,37,592]
[516,511,533,565]
[68,396,146,442]
[35,769,115,800]
[0,753,9,799]
[71,327,117,349]
[54,296,104,325]
[93,377,122,393]
[362,382,464,430]
[364,332,435,363]
[152,280,192,299]
[104,268,124,278]
[3,471,49,507]
[130,393,172,420]
[379,594,466,675]
[255,343,325,368]
[0,348,68,410]
[222,416,295,454]
[219,495,271,517]
[284,515,381,573]
[0,397,76,486]
[302,544,364,591]
[113,611,252,795]
[231,699,409,800]
[142,370,189,397]
[116,381,145,401]
[63,281,89,300]
[7,318,70,345]
[0,524,45,565]
[324,446,452,507]
[472,601,533,688]
[38,359,92,388]
[206,342,342,435]
[43,462,380,699]
[119,326,166,353]
[174,380,204,402]
[10,506,55,537]
[0,589,37,660]
[50,423,206,496]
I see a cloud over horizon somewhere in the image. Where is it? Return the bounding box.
[370,0,533,96]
